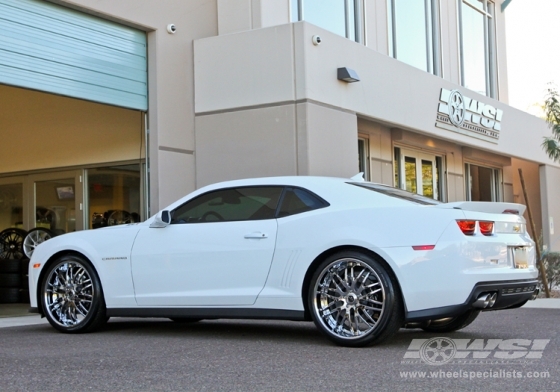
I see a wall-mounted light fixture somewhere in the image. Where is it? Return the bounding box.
[337,67,360,83]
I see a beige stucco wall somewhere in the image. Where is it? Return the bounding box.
[194,21,557,168]
[217,0,290,35]
[195,104,299,187]
[0,85,142,174]
[296,102,358,177]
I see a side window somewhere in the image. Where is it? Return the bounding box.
[171,187,283,223]
[277,187,328,218]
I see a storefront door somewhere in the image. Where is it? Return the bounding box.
[397,149,441,200]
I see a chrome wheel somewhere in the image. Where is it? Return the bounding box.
[44,260,95,328]
[312,257,385,340]
[41,256,107,333]
[309,251,403,347]
[23,228,54,258]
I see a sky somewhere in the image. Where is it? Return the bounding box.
[505,0,560,117]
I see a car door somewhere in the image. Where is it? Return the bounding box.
[130,186,282,306]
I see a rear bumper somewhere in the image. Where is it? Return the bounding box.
[405,279,538,322]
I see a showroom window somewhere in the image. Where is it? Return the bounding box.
[458,0,497,97]
[291,0,362,42]
[465,163,501,201]
[171,187,283,223]
[387,0,440,74]
[87,164,142,229]
[0,183,23,233]
[394,147,444,201]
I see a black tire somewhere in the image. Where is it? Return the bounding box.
[308,251,404,347]
[0,288,21,303]
[20,258,30,274]
[421,310,480,333]
[23,228,55,259]
[20,289,30,303]
[169,318,203,323]
[0,273,21,288]
[20,258,30,289]
[0,228,27,260]
[0,259,21,273]
[41,255,107,333]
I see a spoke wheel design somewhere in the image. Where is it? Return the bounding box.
[309,251,403,347]
[0,228,27,260]
[107,210,132,226]
[420,337,457,365]
[23,228,54,259]
[42,256,107,333]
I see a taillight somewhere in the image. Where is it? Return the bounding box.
[479,221,494,236]
[457,220,476,235]
[456,220,494,236]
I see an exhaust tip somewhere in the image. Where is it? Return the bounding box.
[473,293,491,309]
[488,293,497,308]
[531,288,540,300]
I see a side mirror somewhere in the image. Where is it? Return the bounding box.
[150,210,171,228]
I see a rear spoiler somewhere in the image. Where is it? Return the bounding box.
[436,201,526,216]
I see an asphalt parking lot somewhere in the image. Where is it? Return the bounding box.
[1,305,559,391]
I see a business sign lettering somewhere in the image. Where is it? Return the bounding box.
[436,88,502,143]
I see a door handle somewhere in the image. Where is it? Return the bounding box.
[244,232,268,239]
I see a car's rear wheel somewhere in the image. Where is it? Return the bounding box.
[421,310,480,333]
[41,255,107,333]
[308,251,403,347]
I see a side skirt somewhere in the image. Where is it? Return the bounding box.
[106,307,306,321]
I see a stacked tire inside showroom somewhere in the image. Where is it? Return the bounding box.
[0,228,29,304]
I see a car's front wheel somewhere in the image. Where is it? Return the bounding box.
[308,251,403,347]
[41,255,107,333]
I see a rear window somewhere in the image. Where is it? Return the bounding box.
[348,182,442,206]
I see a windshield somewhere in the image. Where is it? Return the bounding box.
[348,182,442,206]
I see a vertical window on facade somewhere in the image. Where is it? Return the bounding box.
[291,0,360,42]
[388,0,440,74]
[394,147,444,201]
[465,163,501,201]
[358,137,370,180]
[458,0,497,97]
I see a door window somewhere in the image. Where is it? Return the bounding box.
[171,187,283,224]
[394,147,444,201]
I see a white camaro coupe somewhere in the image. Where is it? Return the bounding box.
[29,175,538,347]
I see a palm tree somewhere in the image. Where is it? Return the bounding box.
[543,86,560,162]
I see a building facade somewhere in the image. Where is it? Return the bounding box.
[1,0,559,252]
